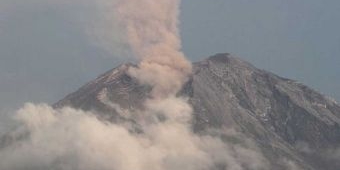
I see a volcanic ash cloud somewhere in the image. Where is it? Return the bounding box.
[114,0,192,97]
[0,1,271,170]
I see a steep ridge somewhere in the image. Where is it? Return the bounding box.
[55,53,340,170]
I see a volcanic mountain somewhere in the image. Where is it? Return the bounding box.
[55,53,340,170]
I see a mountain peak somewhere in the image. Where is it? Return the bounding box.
[55,54,340,170]
[208,53,232,63]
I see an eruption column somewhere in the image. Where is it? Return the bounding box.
[115,0,192,98]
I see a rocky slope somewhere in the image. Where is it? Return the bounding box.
[55,53,340,170]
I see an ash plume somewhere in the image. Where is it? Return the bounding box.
[0,0,272,170]
[114,0,192,97]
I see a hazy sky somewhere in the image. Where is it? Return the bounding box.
[0,0,339,111]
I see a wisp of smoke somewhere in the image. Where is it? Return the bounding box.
[0,0,272,170]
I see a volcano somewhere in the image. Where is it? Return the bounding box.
[54,53,340,170]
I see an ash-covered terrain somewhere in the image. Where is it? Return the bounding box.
[54,53,340,170]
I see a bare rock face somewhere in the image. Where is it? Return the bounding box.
[55,53,340,170]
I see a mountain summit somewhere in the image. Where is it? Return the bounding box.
[55,53,340,170]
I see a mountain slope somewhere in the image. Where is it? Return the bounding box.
[55,53,340,170]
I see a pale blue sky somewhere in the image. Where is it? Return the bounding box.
[0,0,339,111]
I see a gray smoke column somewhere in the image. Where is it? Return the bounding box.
[115,0,192,97]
